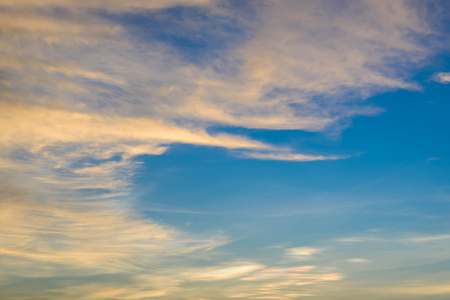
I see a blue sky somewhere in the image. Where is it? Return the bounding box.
[1,0,450,299]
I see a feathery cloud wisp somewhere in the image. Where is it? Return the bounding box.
[0,0,438,299]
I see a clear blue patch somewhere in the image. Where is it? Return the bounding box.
[100,2,258,66]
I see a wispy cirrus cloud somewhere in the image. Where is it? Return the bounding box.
[402,234,450,243]
[0,0,440,299]
[239,151,343,162]
[229,264,342,299]
[384,283,450,296]
[334,233,450,244]
[184,263,265,281]
[334,236,383,243]
[286,247,323,259]
[0,184,233,299]
[346,258,371,264]
[0,0,433,162]
[0,0,213,11]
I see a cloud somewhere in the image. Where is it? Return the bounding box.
[143,205,215,215]
[0,0,441,298]
[0,102,266,153]
[229,264,342,299]
[0,55,125,85]
[403,234,450,243]
[386,284,450,295]
[0,189,230,276]
[239,151,342,162]
[0,0,433,159]
[334,236,382,243]
[346,258,371,264]
[433,72,450,83]
[335,233,450,244]
[184,263,265,281]
[241,1,428,94]
[0,0,212,12]
[0,179,237,299]
[286,247,323,258]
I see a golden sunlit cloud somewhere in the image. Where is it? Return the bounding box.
[0,0,441,299]
[184,263,265,281]
[286,247,322,258]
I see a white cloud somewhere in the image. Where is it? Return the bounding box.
[334,236,382,243]
[240,151,342,162]
[346,258,371,263]
[403,234,450,243]
[433,72,450,83]
[335,233,450,244]
[286,247,322,258]
[185,263,265,281]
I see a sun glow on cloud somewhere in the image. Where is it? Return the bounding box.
[0,0,444,299]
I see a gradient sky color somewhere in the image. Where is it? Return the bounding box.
[1,1,450,299]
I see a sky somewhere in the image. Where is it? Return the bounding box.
[1,0,450,299]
